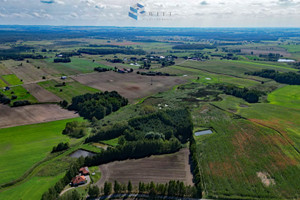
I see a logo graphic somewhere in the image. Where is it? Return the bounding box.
[129,3,145,20]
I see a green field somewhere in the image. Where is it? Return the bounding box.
[1,74,23,85]
[38,80,100,102]
[0,118,83,186]
[268,85,300,110]
[0,174,64,200]
[1,86,38,104]
[0,78,7,87]
[45,57,108,74]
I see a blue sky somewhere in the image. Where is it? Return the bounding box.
[0,0,299,27]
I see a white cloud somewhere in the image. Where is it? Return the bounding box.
[0,0,298,27]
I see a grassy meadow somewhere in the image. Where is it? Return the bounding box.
[1,74,23,85]
[0,117,83,186]
[38,80,100,102]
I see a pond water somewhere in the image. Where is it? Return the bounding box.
[194,129,213,136]
[69,149,96,158]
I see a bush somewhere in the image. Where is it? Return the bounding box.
[51,142,69,153]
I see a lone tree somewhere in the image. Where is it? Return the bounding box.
[127,181,132,193]
[104,182,112,195]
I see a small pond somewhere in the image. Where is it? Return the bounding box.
[194,129,213,136]
[69,149,96,158]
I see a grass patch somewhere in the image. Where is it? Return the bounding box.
[1,74,23,85]
[1,85,38,104]
[38,80,100,102]
[268,85,300,110]
[101,137,119,147]
[89,166,101,183]
[0,118,83,186]
[0,78,7,87]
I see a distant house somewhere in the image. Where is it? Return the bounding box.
[71,175,86,186]
[79,167,90,175]
[118,69,126,73]
[61,76,67,80]
[5,86,10,91]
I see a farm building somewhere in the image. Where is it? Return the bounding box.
[70,175,86,186]
[79,167,90,175]
[61,76,67,80]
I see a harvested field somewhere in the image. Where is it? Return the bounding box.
[3,60,56,83]
[73,71,187,102]
[0,104,78,128]
[96,148,193,187]
[0,63,11,75]
[23,83,62,103]
[241,48,291,57]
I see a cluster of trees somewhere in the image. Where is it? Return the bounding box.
[246,69,300,85]
[78,48,146,55]
[101,180,197,198]
[54,57,71,63]
[214,84,262,103]
[85,138,182,166]
[161,60,175,67]
[137,71,171,76]
[108,58,123,63]
[62,121,87,138]
[0,93,11,104]
[68,91,128,120]
[12,100,31,107]
[127,109,193,143]
[258,53,281,61]
[85,122,128,143]
[51,142,69,153]
[41,157,85,200]
[86,109,193,145]
[94,67,111,72]
[173,44,216,50]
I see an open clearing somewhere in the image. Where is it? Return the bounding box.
[74,71,187,102]
[0,104,78,128]
[96,148,193,187]
[23,83,62,103]
[268,85,300,110]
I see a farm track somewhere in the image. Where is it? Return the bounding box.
[209,103,300,155]
[177,62,263,83]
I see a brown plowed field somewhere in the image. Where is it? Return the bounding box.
[0,104,78,128]
[23,83,62,103]
[96,148,194,187]
[73,71,187,102]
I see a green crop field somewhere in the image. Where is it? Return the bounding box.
[38,80,100,102]
[193,105,300,199]
[268,85,300,110]
[101,137,119,147]
[0,117,83,186]
[1,86,38,104]
[0,174,64,200]
[45,57,108,74]
[1,74,23,85]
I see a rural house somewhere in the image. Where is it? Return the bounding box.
[79,167,90,175]
[70,175,86,186]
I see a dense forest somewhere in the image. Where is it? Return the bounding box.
[246,69,300,85]
[68,91,128,120]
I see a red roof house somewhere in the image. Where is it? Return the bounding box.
[79,167,90,175]
[71,175,86,186]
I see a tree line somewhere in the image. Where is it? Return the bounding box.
[78,48,146,55]
[68,91,128,120]
[245,69,300,85]
[172,44,216,50]
[100,180,198,198]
